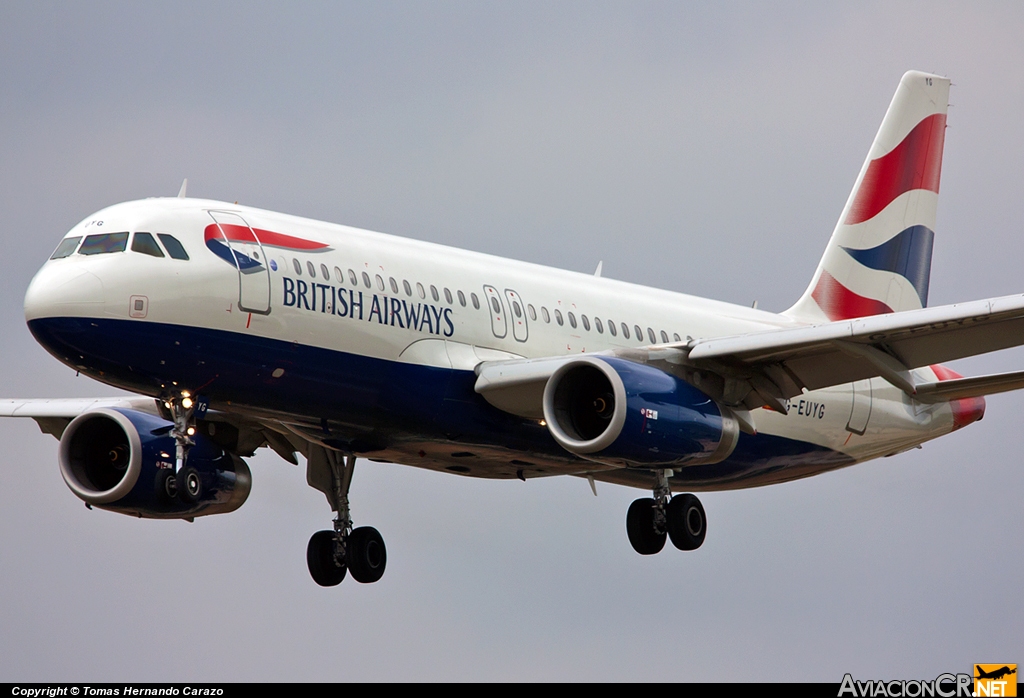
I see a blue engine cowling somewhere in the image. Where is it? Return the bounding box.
[58,407,251,519]
[542,356,740,467]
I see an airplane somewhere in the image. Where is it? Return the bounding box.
[975,666,1017,681]
[4,69,1024,587]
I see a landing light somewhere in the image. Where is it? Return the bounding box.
[181,397,193,409]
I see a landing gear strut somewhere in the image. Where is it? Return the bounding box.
[157,391,201,503]
[306,451,387,587]
[626,470,706,555]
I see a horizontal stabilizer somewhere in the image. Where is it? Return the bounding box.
[915,369,1024,403]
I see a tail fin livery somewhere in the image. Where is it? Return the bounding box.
[786,71,950,322]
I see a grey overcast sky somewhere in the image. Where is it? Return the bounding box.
[1,1,1021,682]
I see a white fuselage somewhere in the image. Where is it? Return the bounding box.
[23,197,967,491]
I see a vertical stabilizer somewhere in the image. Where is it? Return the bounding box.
[786,71,950,322]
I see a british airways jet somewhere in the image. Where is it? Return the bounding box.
[4,71,1024,587]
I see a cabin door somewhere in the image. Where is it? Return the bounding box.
[208,211,272,315]
[846,379,873,435]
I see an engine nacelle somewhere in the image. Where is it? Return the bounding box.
[58,407,251,519]
[542,356,739,467]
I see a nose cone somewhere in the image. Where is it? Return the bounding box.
[24,261,105,322]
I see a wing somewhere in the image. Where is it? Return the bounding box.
[476,293,1024,417]
[0,397,164,438]
[0,397,304,465]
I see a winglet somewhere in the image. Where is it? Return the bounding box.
[177,178,188,198]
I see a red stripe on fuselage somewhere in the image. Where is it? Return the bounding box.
[811,270,893,321]
[204,223,330,250]
[929,364,986,430]
[845,113,946,225]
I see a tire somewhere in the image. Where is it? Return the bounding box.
[154,469,177,503]
[347,526,387,583]
[625,498,666,555]
[177,465,202,503]
[307,530,346,587]
[667,494,706,551]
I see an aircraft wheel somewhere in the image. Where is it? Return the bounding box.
[667,494,706,551]
[154,469,177,503]
[307,530,346,587]
[177,466,202,503]
[626,498,666,555]
[347,526,387,583]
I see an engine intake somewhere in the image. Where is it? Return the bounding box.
[59,407,250,519]
[543,356,739,467]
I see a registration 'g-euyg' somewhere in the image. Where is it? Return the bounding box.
[5,71,1022,586]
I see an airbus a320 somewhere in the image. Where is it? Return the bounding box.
[5,71,1023,587]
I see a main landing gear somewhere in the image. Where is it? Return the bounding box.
[625,469,706,555]
[306,452,387,587]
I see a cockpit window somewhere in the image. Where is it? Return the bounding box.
[78,232,129,255]
[157,234,189,260]
[131,232,165,258]
[50,236,82,259]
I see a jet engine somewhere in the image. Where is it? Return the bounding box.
[58,407,250,519]
[542,356,740,467]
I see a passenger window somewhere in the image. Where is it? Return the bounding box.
[376,274,385,291]
[608,320,616,337]
[293,259,302,275]
[458,290,467,307]
[648,328,656,343]
[471,292,480,309]
[417,283,426,299]
[490,296,501,314]
[661,330,669,343]
[568,312,577,329]
[334,266,344,283]
[555,310,564,326]
[430,285,439,302]
[308,261,317,278]
[321,264,330,280]
[348,269,357,285]
[390,277,399,294]
[157,234,189,260]
[444,288,453,304]
[673,333,681,342]
[362,272,371,288]
[79,232,129,255]
[542,307,550,323]
[404,280,413,296]
[621,323,630,339]
[527,304,536,321]
[131,232,164,258]
[50,236,82,259]
[634,325,643,342]
[594,317,603,333]
[512,301,522,318]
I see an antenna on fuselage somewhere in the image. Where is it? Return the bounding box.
[177,178,188,198]
[594,260,603,277]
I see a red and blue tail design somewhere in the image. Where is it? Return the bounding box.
[787,71,950,322]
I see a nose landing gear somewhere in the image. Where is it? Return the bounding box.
[625,470,706,555]
[154,391,204,503]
